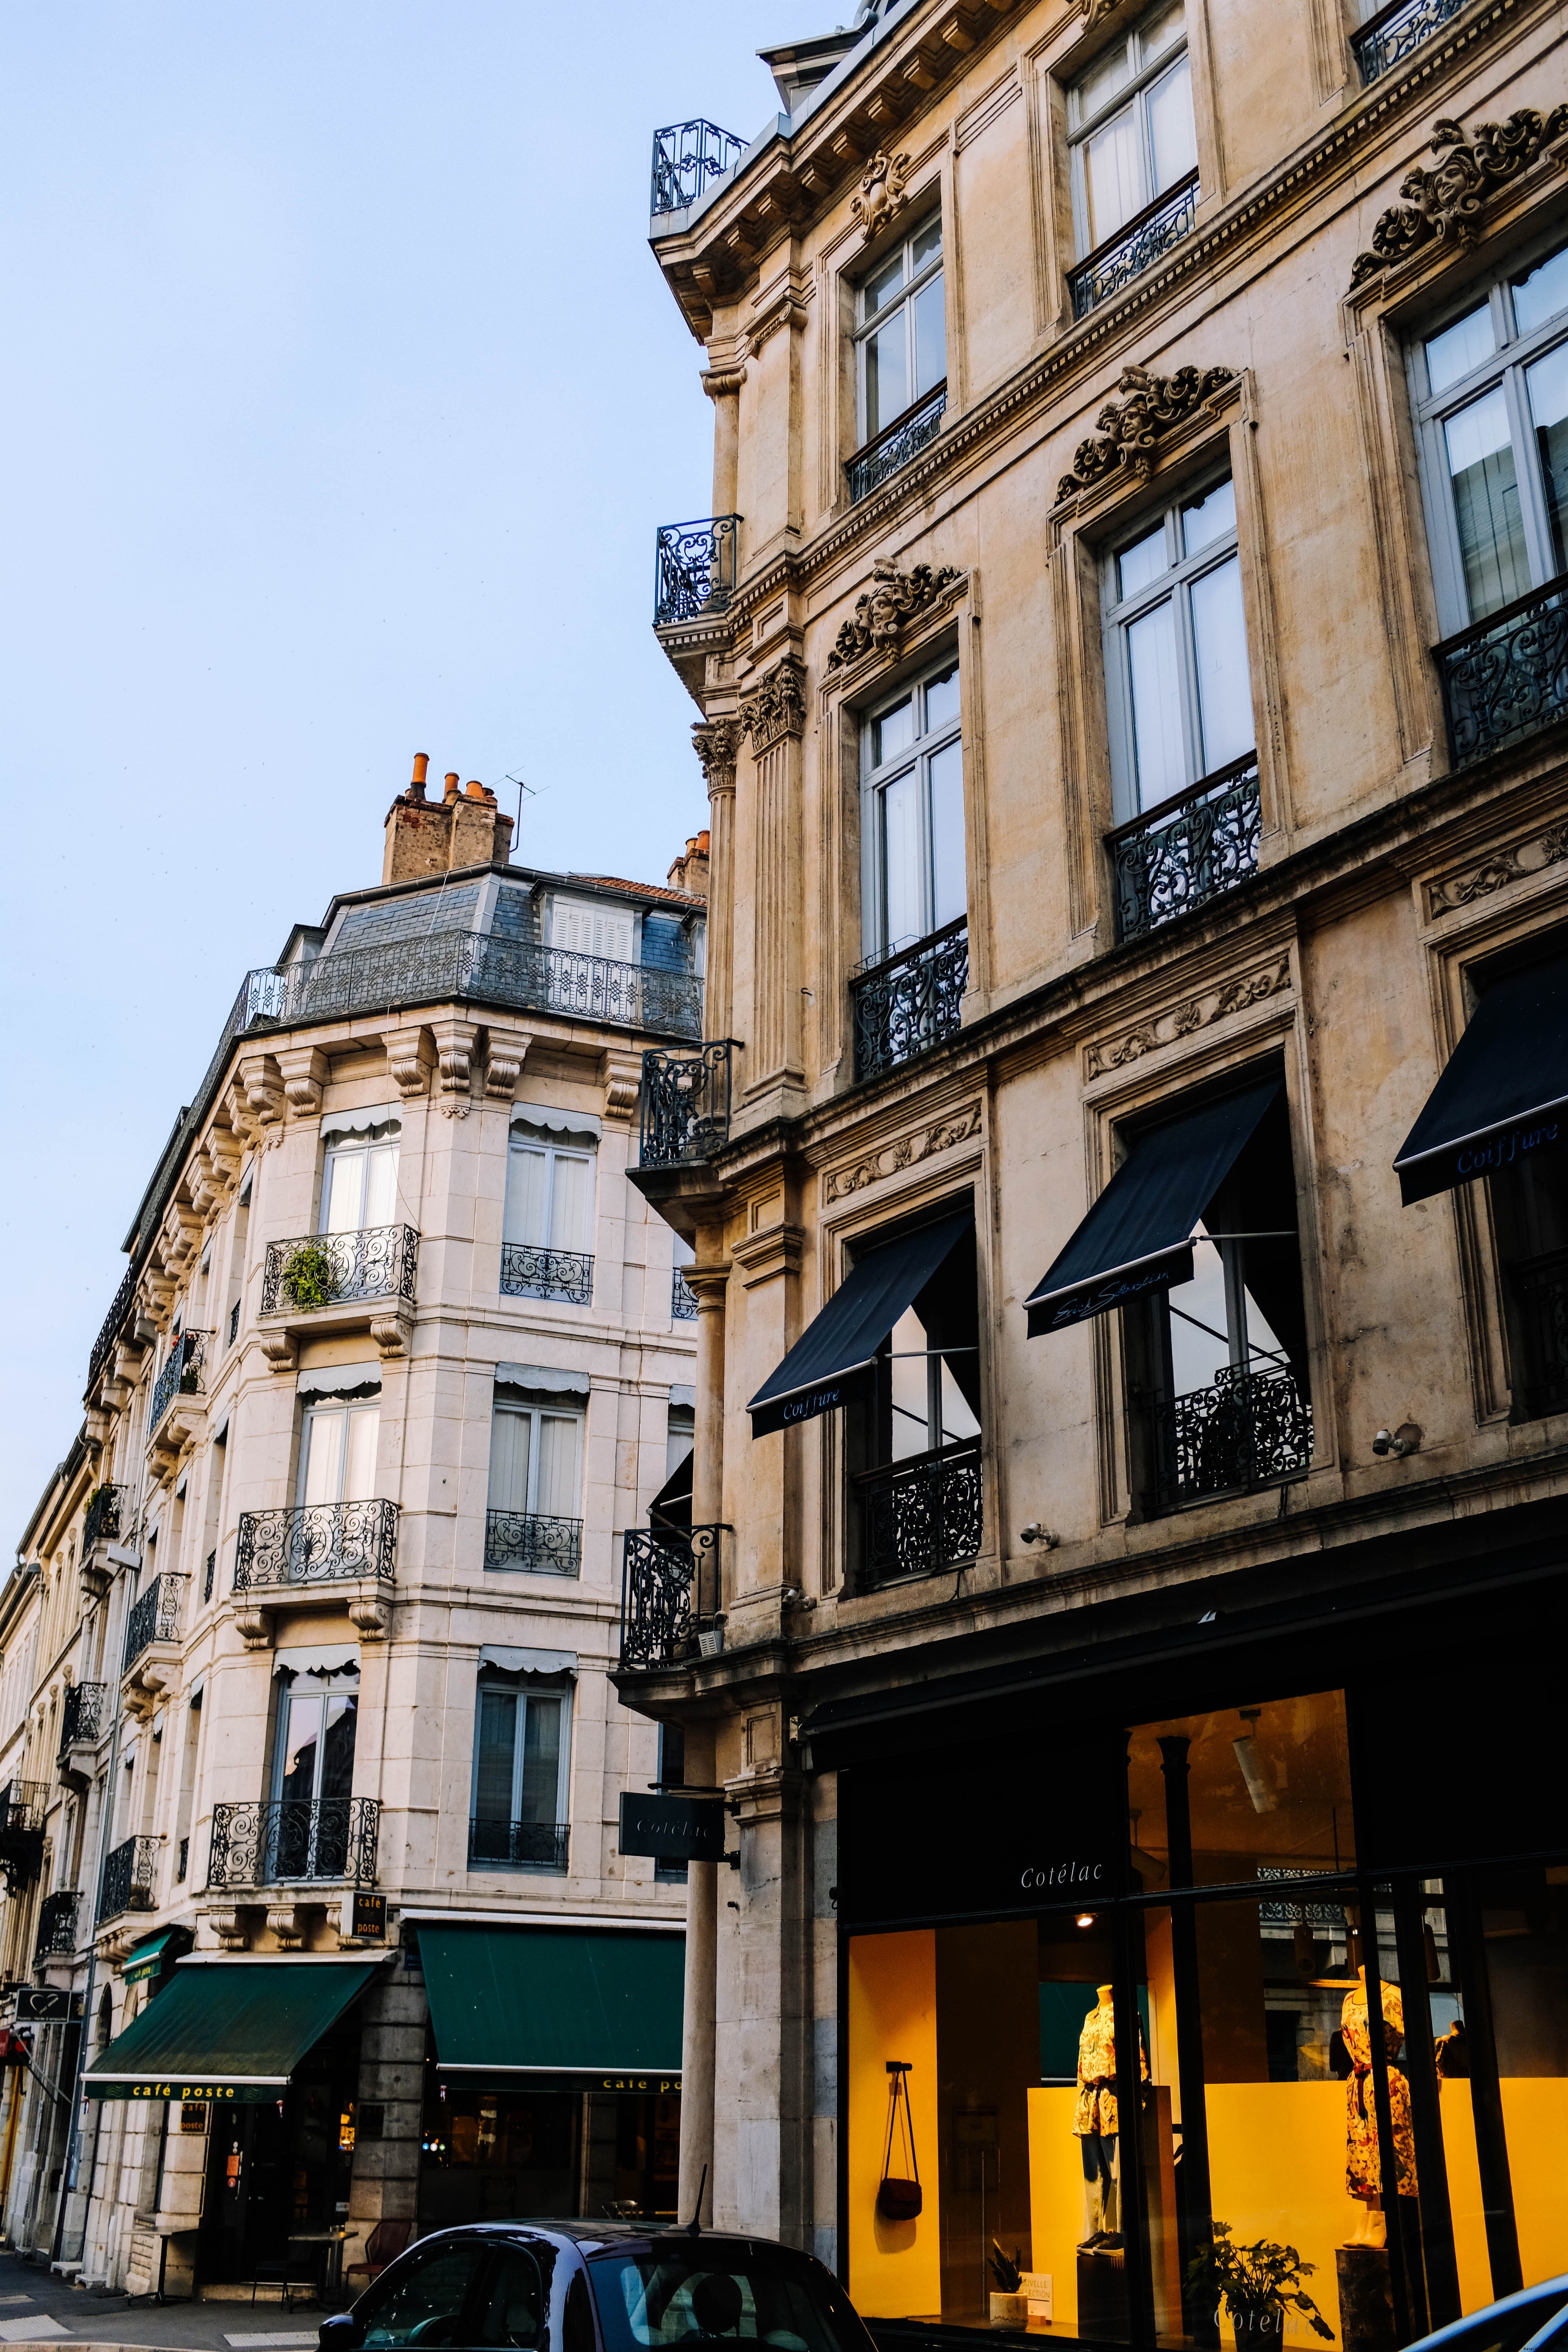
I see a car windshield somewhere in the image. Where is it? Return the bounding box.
[587,2242,873,2352]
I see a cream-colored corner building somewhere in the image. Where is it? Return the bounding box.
[623,1,1568,2344]
[0,772,710,2293]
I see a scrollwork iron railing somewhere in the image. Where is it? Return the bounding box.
[208,1797,380,1888]
[500,1244,594,1306]
[483,1510,582,1575]
[620,1524,724,1671]
[1068,169,1199,319]
[234,1499,398,1590]
[650,119,748,216]
[123,1573,187,1670]
[847,383,948,505]
[673,1269,699,1322]
[1109,753,1261,941]
[148,1330,209,1437]
[34,1890,80,1960]
[850,919,969,1082]
[99,1834,158,1922]
[1508,1247,1568,1421]
[261,1224,419,1317]
[59,1683,108,1752]
[655,516,741,628]
[1352,0,1467,82]
[853,1441,984,1590]
[468,1818,570,1870]
[1436,573,1568,769]
[639,1041,737,1166]
[1152,1361,1313,1510]
[82,1483,128,1551]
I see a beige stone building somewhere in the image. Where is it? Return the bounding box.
[626,1,1568,2345]
[0,769,711,2293]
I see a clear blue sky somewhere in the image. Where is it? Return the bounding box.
[1,2,804,1548]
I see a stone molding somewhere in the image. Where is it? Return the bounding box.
[693,717,744,794]
[1083,953,1292,1078]
[826,559,962,671]
[822,1100,983,1201]
[1349,108,1568,291]
[1426,820,1568,915]
[739,656,807,754]
[1056,363,1238,503]
[851,149,912,241]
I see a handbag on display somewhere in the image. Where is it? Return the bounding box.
[877,2060,922,2221]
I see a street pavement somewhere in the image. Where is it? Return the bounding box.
[0,2252,342,2351]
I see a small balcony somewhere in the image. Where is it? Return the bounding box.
[261,1225,420,1318]
[123,1573,187,1673]
[468,1817,570,1872]
[1436,574,1568,769]
[619,1524,724,1672]
[483,1509,582,1576]
[1152,1361,1313,1512]
[149,1330,208,1439]
[650,119,747,217]
[847,383,947,506]
[639,1041,736,1167]
[850,919,969,1083]
[34,1889,80,1962]
[208,1797,381,1889]
[82,1483,129,1552]
[1352,0,1467,83]
[852,1441,984,1592]
[1507,1248,1568,1423]
[99,1834,158,1923]
[655,515,741,628]
[1068,169,1199,320]
[1109,753,1261,942]
[672,1269,699,1322]
[0,1783,48,1891]
[501,1244,594,1307]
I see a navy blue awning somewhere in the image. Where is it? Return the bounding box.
[1394,956,1568,1205]
[1024,1080,1281,1336]
[748,1210,971,1437]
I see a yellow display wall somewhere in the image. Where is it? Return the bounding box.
[847,1930,942,2319]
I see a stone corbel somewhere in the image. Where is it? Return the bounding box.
[260,1327,299,1375]
[208,1908,250,1952]
[266,1904,308,1950]
[430,1017,479,1117]
[483,1025,530,1102]
[600,1051,642,1123]
[235,1602,273,1651]
[276,1044,330,1119]
[368,1301,413,1359]
[348,1590,391,1640]
[383,1024,434,1102]
[238,1051,286,1145]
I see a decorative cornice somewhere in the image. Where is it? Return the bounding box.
[739,655,807,754]
[1426,818,1568,916]
[851,149,911,243]
[823,1100,982,1202]
[1056,363,1237,503]
[1348,107,1568,289]
[826,558,961,671]
[693,717,744,794]
[1083,953,1292,1078]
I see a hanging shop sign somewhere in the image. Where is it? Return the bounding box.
[619,1791,727,1863]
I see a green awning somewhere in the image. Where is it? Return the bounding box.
[83,1959,382,2103]
[122,1931,178,1986]
[420,1924,684,2093]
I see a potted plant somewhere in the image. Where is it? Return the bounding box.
[989,2243,1029,2329]
[1187,2223,1334,2348]
[279,1241,339,1312]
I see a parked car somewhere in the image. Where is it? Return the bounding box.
[1405,2281,1568,2352]
[318,2222,879,2352]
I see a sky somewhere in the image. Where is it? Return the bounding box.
[0,2,808,1550]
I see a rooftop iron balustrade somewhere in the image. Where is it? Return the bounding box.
[1436,574,1568,769]
[209,1796,380,1888]
[650,119,748,216]
[261,1223,420,1317]
[847,383,948,505]
[82,1483,129,1550]
[1508,1247,1568,1422]
[850,919,969,1082]
[148,1330,209,1438]
[1109,753,1261,941]
[59,1683,109,1753]
[620,1524,724,1671]
[1152,1361,1313,1511]
[672,1269,699,1322]
[500,1244,594,1306]
[1352,0,1467,81]
[852,1440,984,1590]
[468,1818,570,1871]
[655,516,741,627]
[123,1573,187,1672]
[99,1834,158,1922]
[639,1041,736,1166]
[483,1509,582,1575]
[1068,170,1200,320]
[34,1889,80,1960]
[234,1499,399,1591]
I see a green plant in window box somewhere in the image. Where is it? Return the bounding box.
[279,1241,340,1312]
[1187,2223,1334,2344]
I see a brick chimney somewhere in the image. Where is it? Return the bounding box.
[382,757,515,884]
[667,829,710,898]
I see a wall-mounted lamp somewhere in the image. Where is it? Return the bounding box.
[1020,1524,1060,1548]
[1372,1423,1422,1458]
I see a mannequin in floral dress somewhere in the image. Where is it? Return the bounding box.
[1340,1969,1417,2247]
[1073,1985,1149,2247]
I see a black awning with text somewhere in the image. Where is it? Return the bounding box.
[1024,1078,1281,1336]
[747,1208,971,1437]
[1394,955,1568,1205]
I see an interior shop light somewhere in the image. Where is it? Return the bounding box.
[1232,1708,1277,1814]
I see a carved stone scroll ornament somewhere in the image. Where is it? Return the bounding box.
[827,558,961,670]
[1056,363,1238,503]
[692,716,743,793]
[1348,110,1568,292]
[739,655,807,754]
[852,150,911,242]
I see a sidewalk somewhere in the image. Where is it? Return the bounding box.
[0,2253,337,2352]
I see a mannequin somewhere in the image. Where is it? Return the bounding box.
[1340,1967,1417,2246]
[1072,1985,1149,2249]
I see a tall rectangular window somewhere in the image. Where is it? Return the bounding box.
[470,1679,571,1871]
[855,212,945,450]
[860,653,965,961]
[1068,3,1196,267]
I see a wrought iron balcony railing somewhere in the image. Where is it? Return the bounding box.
[650,119,747,216]
[620,1524,724,1671]
[208,1797,380,1888]
[655,516,741,628]
[99,1834,158,1922]
[1109,752,1261,941]
[1436,573,1568,769]
[483,1509,582,1575]
[1508,1247,1568,1422]
[1152,1361,1313,1511]
[60,1683,108,1753]
[1352,0,1467,82]
[500,1243,594,1306]
[234,1499,398,1590]
[148,1330,209,1437]
[261,1224,419,1317]
[673,1268,699,1322]
[850,918,969,1083]
[468,1817,570,1871]
[847,383,948,506]
[82,1483,128,1551]
[123,1573,187,1671]
[639,1041,736,1167]
[852,1440,984,1590]
[34,1890,80,1960]
[1068,169,1199,319]
[88,1263,138,1388]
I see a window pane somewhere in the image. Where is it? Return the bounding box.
[548,1152,592,1254]
[343,1405,379,1500]
[520,1696,563,1825]
[865,314,908,438]
[1084,102,1145,250]
[871,694,914,768]
[1513,242,1568,337]
[1073,36,1134,127]
[476,1690,517,1822]
[534,1415,580,1520]
[911,217,942,269]
[1526,340,1568,577]
[1181,474,1235,557]
[881,769,925,947]
[913,272,945,397]
[1445,387,1530,620]
[1140,0,1185,60]
[866,252,904,315]
[488,1408,532,1515]
[504,1146,548,1247]
[363,1144,398,1229]
[1425,300,1495,397]
[300,1408,345,1508]
[1146,54,1197,196]
[1127,597,1186,808]
[929,739,966,931]
[1118,520,1169,601]
[924,663,960,735]
[321,1149,365,1236]
[1190,552,1253,772]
